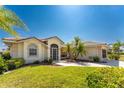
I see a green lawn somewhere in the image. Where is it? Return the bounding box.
[0,66,97,88]
[0,66,124,88]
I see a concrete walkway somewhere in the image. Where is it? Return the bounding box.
[55,60,124,67]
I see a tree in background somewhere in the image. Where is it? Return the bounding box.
[112,40,122,54]
[109,40,124,60]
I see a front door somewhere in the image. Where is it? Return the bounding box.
[50,44,59,60]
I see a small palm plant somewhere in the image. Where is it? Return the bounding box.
[72,37,86,60]
[65,37,86,61]
[66,43,72,59]
[0,7,28,37]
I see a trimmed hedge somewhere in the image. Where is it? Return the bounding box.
[33,60,40,64]
[86,68,124,88]
[41,58,53,65]
[32,59,53,65]
[6,58,25,70]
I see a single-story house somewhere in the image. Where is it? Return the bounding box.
[79,41,108,61]
[3,36,108,64]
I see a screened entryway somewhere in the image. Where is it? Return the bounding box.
[102,49,107,58]
[50,44,59,60]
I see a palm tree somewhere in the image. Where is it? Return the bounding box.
[0,7,28,37]
[71,37,86,60]
[65,37,86,61]
[74,37,80,46]
[66,43,72,59]
[73,42,86,60]
[112,40,123,60]
[112,40,122,55]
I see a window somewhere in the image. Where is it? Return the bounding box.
[102,49,106,58]
[28,44,37,56]
[29,48,37,56]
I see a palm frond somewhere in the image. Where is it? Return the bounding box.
[0,18,19,37]
[0,7,29,37]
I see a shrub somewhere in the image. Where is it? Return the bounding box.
[2,50,11,60]
[42,59,53,65]
[108,54,114,60]
[0,56,8,74]
[7,58,25,70]
[33,60,40,64]
[92,56,100,62]
[42,59,48,64]
[43,59,48,63]
[86,68,124,88]
[12,58,25,68]
[114,54,120,60]
[0,67,4,74]
[48,58,53,64]
[120,52,124,55]
[7,61,16,70]
[108,54,120,60]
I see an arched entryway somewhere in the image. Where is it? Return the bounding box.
[50,44,59,60]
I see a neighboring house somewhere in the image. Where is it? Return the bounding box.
[108,44,124,53]
[79,41,108,61]
[120,46,124,53]
[3,36,108,64]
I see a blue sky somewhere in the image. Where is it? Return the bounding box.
[1,5,124,49]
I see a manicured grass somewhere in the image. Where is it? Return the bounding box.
[1,66,124,88]
[119,55,124,61]
[0,66,96,88]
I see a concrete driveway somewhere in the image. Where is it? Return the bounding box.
[55,60,124,67]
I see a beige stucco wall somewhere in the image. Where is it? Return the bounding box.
[44,46,48,60]
[79,45,108,61]
[23,38,48,63]
[10,38,48,64]
[10,43,18,58]
[79,46,98,60]
[18,42,24,58]
[10,43,24,58]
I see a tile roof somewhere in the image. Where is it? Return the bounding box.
[2,36,64,45]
